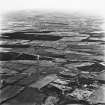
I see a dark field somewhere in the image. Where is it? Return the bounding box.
[0,12,105,105]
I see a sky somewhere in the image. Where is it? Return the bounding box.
[0,0,105,16]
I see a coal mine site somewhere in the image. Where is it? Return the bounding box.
[0,11,105,105]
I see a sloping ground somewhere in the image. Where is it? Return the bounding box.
[0,12,105,105]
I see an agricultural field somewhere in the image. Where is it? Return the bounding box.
[0,12,105,105]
